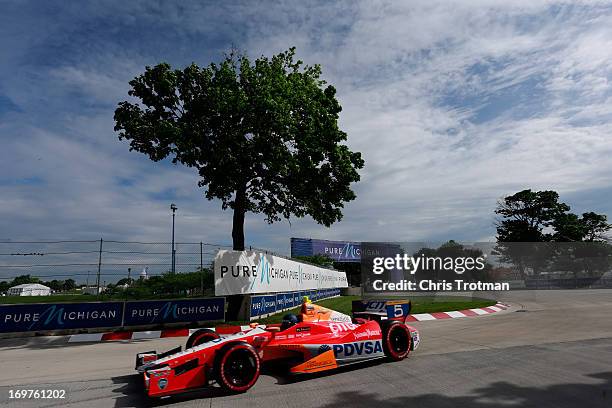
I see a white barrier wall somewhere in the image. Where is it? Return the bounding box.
[214,250,348,296]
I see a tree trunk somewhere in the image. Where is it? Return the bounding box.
[227,184,247,321]
[232,185,247,251]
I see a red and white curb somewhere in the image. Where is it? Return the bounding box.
[405,302,510,322]
[67,302,510,343]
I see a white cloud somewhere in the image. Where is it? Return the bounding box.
[2,0,612,264]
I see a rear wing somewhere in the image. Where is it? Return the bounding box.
[352,300,412,322]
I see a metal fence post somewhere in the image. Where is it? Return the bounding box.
[96,238,103,297]
[125,267,131,301]
[200,242,204,295]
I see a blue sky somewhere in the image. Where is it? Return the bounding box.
[2,0,612,257]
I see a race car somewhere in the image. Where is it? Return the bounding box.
[135,298,420,397]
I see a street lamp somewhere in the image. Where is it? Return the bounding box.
[170,203,177,273]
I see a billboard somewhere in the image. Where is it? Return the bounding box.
[0,298,226,333]
[0,302,123,333]
[291,238,361,262]
[291,238,401,263]
[124,298,225,326]
[214,250,348,295]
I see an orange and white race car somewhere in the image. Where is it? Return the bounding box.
[135,298,420,397]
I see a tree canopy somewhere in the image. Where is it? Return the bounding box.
[494,189,611,278]
[495,190,610,243]
[114,48,364,249]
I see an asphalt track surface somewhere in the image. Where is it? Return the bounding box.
[1,289,611,408]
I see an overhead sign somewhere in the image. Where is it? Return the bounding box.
[214,250,348,295]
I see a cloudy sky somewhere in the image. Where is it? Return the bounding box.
[2,0,612,256]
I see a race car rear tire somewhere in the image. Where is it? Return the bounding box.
[215,342,261,393]
[381,320,411,361]
[186,329,220,349]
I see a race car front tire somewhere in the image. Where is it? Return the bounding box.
[186,328,220,349]
[381,320,411,361]
[215,342,261,393]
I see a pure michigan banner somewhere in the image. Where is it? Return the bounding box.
[214,250,348,295]
[0,298,225,333]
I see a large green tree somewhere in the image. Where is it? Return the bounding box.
[495,190,569,242]
[494,189,611,278]
[9,274,40,287]
[114,48,364,250]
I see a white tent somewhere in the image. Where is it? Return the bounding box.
[8,283,51,296]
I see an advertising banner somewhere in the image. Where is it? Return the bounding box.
[291,238,403,263]
[311,240,362,262]
[124,298,225,326]
[249,288,341,320]
[0,298,226,333]
[0,301,123,333]
[214,250,348,295]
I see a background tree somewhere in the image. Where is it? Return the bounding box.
[9,274,40,286]
[43,279,64,291]
[62,278,76,292]
[495,190,569,242]
[115,48,364,250]
[495,189,611,278]
[494,190,568,277]
[116,277,134,287]
[580,212,611,242]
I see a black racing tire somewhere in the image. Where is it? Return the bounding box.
[186,329,220,349]
[215,342,261,393]
[381,320,411,361]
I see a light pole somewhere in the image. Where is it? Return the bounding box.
[170,203,177,273]
[126,267,131,301]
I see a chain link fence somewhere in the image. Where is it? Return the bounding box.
[0,239,233,299]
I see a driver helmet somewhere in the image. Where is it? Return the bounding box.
[280,313,299,331]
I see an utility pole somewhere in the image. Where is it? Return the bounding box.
[170,203,177,273]
[96,238,103,296]
[200,241,204,295]
[126,267,131,301]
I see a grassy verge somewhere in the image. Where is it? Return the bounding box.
[0,294,90,304]
[228,295,496,326]
[0,293,209,304]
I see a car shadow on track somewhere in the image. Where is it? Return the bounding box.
[110,359,389,406]
[111,374,236,407]
[0,337,171,351]
[316,371,612,408]
[263,358,386,385]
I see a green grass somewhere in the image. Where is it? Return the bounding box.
[228,295,496,326]
[0,293,210,304]
[0,294,91,304]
